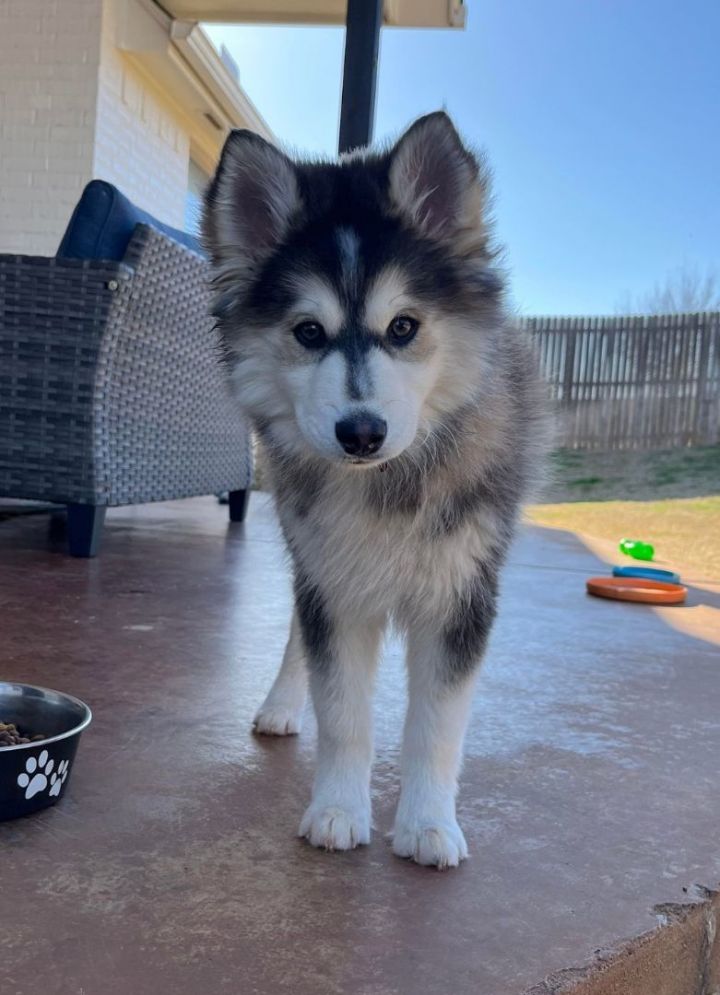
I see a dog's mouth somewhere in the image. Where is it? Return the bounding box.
[344,456,391,472]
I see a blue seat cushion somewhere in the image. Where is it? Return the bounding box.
[57,179,203,261]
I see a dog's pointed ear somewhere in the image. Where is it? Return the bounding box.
[387,112,487,252]
[202,130,300,273]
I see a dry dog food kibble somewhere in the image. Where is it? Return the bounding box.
[0,721,46,747]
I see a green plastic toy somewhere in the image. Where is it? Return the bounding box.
[619,538,655,561]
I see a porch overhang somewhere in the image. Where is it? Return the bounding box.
[158,0,466,28]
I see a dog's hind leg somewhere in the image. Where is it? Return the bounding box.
[298,615,384,852]
[253,611,308,735]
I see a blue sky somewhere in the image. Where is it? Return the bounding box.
[205,0,720,316]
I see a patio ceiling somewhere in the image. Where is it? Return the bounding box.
[159,0,466,28]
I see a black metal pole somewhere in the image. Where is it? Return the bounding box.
[338,0,383,154]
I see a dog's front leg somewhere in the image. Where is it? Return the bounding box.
[299,612,383,852]
[254,611,308,735]
[393,570,497,868]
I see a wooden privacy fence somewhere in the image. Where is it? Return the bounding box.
[523,312,720,450]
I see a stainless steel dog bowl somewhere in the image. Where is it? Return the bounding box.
[0,682,92,821]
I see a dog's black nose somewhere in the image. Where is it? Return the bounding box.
[335,415,387,457]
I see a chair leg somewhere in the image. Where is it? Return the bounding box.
[67,504,106,557]
[228,489,250,523]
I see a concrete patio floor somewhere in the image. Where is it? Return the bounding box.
[1,494,719,995]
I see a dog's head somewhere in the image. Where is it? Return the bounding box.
[203,112,504,467]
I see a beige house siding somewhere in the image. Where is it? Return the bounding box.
[93,1,190,229]
[0,0,102,255]
[0,0,271,255]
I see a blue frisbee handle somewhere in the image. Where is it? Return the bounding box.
[612,565,680,584]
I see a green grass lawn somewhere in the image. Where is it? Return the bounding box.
[531,445,720,581]
[543,444,720,504]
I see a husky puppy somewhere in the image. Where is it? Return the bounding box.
[203,112,547,868]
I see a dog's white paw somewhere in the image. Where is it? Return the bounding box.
[253,703,303,736]
[392,820,468,869]
[299,804,370,851]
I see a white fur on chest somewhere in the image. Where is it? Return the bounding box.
[278,473,499,627]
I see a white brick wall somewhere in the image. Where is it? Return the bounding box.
[0,0,101,254]
[0,0,192,255]
[92,1,190,228]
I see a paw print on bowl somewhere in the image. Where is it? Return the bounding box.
[49,759,70,797]
[16,750,68,800]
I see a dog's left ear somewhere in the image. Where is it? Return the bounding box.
[388,112,488,253]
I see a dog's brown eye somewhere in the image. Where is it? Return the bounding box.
[387,315,419,346]
[294,321,327,350]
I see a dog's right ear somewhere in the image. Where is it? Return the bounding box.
[202,130,300,278]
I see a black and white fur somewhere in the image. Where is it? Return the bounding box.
[203,113,548,868]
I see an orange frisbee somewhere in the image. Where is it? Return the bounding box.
[586,576,687,605]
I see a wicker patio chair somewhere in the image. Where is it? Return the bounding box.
[0,194,253,557]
